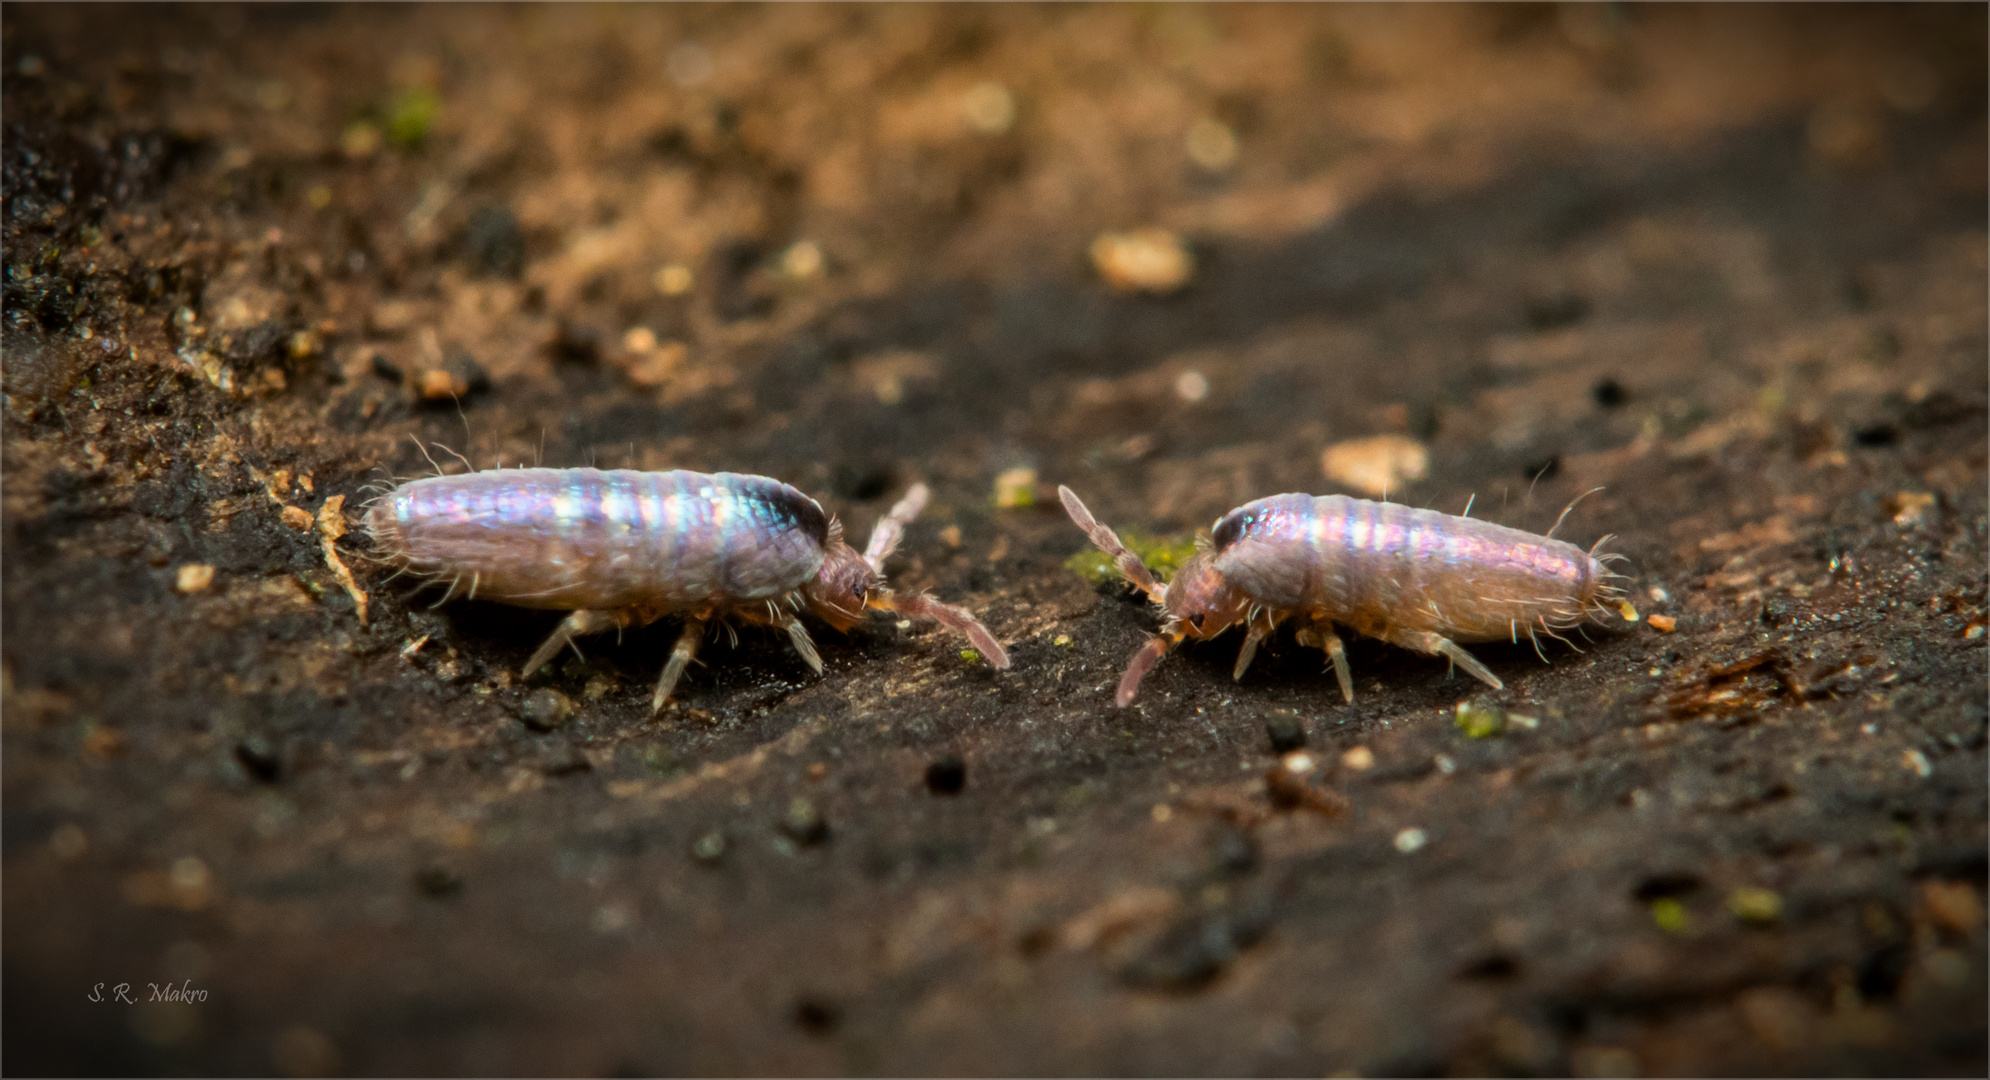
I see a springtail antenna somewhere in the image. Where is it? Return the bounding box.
[1057,486,1166,602]
[863,483,931,574]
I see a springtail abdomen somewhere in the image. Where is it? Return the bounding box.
[1059,485,1626,707]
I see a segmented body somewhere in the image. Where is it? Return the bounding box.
[1056,485,1624,707]
[367,469,827,610]
[1210,494,1603,644]
[366,466,1009,713]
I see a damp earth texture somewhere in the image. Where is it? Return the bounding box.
[3,6,1986,1076]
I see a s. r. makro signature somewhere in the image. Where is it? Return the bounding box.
[88,981,208,1004]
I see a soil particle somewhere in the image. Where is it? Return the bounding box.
[232,736,282,783]
[3,6,1984,1077]
[518,688,575,732]
[924,754,967,795]
[690,830,726,865]
[779,796,829,846]
[1265,715,1308,754]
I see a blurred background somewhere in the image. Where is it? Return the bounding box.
[4,5,1985,1076]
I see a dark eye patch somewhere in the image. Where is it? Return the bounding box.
[1212,511,1246,551]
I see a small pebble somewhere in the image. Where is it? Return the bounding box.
[519,689,574,731]
[779,241,824,281]
[416,368,455,399]
[1729,887,1783,923]
[1185,116,1239,171]
[1090,228,1194,294]
[1174,370,1209,402]
[416,353,490,401]
[961,81,1016,134]
[622,326,658,355]
[1902,749,1932,778]
[1920,880,1984,937]
[1890,491,1937,527]
[1455,699,1508,739]
[690,830,726,864]
[993,467,1039,509]
[1648,614,1678,632]
[1265,717,1307,754]
[280,505,315,531]
[234,737,282,782]
[1340,746,1375,770]
[1393,828,1428,854]
[925,756,967,795]
[654,264,695,296]
[175,564,216,593]
[780,797,829,845]
[625,340,689,388]
[341,122,382,158]
[1322,435,1428,497]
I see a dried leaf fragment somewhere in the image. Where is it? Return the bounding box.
[1322,435,1429,497]
[1090,228,1194,293]
[316,495,368,624]
[175,564,216,593]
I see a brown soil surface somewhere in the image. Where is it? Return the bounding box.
[4,5,1986,1076]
